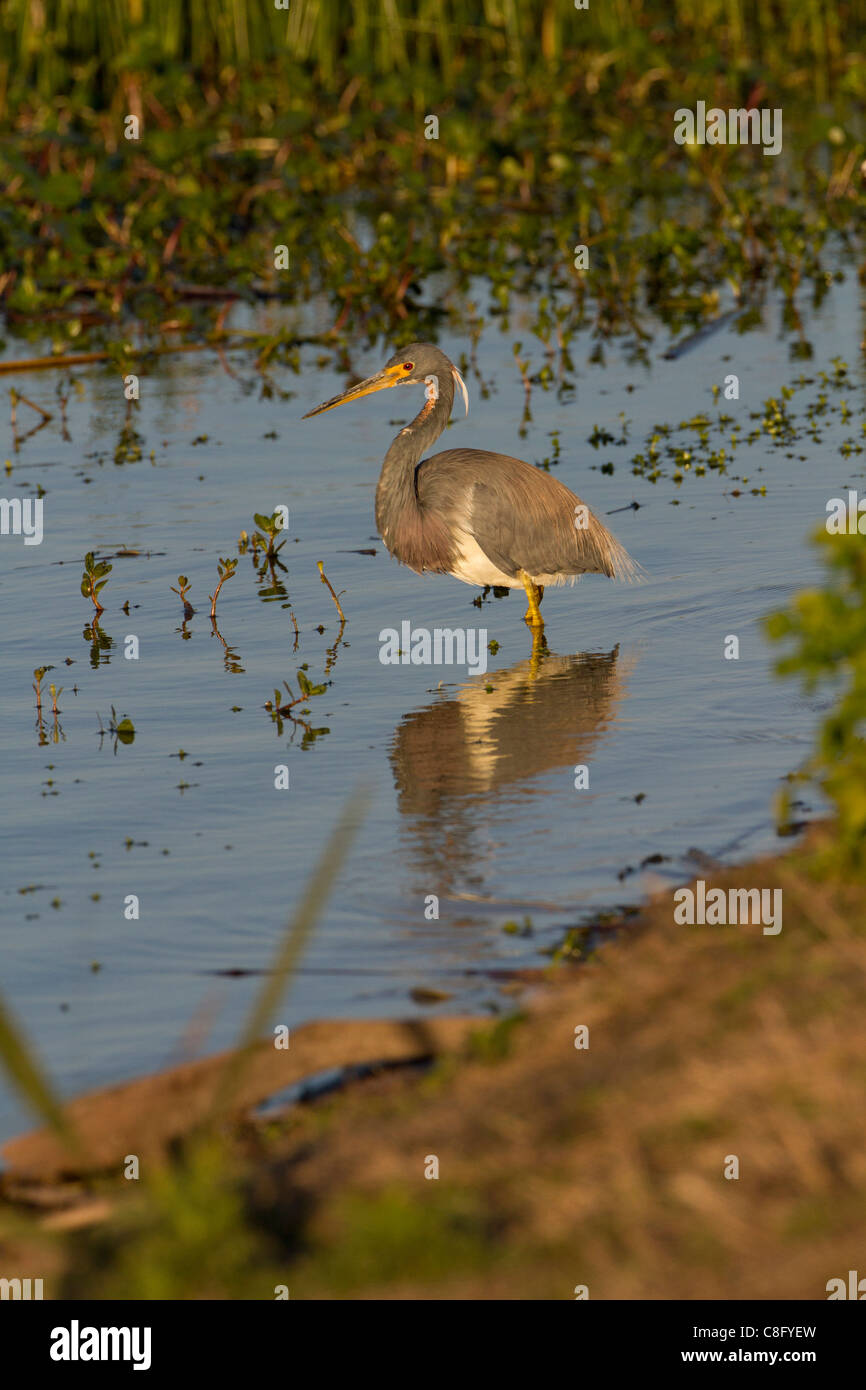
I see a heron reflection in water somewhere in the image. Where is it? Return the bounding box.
[304,343,641,634]
[389,646,634,897]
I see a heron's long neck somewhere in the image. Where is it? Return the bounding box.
[374,382,456,572]
[376,385,452,528]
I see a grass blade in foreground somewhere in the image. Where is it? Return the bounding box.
[209,786,369,1121]
[0,994,86,1164]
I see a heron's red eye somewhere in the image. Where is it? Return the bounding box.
[402,361,414,371]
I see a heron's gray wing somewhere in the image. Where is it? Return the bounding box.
[417,449,639,580]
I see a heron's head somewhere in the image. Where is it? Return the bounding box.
[303,342,469,419]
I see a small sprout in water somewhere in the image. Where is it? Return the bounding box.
[264,671,330,742]
[98,706,136,751]
[252,512,286,558]
[32,665,54,710]
[81,551,112,614]
[317,560,346,622]
[170,575,195,619]
[209,556,238,619]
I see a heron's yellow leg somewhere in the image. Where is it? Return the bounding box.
[519,570,545,629]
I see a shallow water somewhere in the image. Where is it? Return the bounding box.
[1,275,860,1144]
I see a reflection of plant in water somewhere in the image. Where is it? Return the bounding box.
[81,551,111,615]
[97,707,136,755]
[83,619,113,668]
[264,670,330,746]
[9,387,52,450]
[113,386,143,464]
[210,616,244,674]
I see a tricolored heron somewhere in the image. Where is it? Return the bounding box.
[304,343,640,631]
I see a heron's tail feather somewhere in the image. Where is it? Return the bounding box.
[587,513,646,583]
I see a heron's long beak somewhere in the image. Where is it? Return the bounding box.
[303,364,404,418]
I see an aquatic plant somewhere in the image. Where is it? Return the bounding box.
[80,551,111,615]
[251,513,286,562]
[209,556,238,620]
[264,670,330,744]
[317,561,345,623]
[97,706,135,753]
[170,574,194,619]
[32,664,53,713]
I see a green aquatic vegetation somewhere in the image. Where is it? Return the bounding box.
[621,359,866,487]
[248,514,290,606]
[31,664,53,712]
[264,671,330,744]
[208,556,237,620]
[97,707,135,752]
[251,512,286,561]
[169,574,193,619]
[80,550,111,614]
[0,6,864,371]
[1,1,863,109]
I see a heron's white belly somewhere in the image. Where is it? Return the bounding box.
[448,531,518,587]
[447,531,572,589]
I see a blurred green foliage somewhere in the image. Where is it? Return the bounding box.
[767,529,866,872]
[0,1,863,359]
[70,1138,282,1299]
[2,0,865,104]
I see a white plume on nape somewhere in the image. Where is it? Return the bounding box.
[452,365,470,415]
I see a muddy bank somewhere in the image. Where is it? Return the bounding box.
[1,828,864,1299]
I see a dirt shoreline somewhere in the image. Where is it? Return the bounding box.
[2,830,864,1299]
